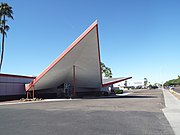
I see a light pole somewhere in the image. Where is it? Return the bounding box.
[162,81,164,90]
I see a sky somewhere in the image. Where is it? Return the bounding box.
[1,0,180,84]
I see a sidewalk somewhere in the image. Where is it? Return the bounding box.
[162,89,180,135]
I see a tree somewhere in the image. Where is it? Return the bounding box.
[101,62,112,78]
[164,75,180,86]
[104,67,112,78]
[144,78,148,87]
[101,62,106,74]
[0,3,13,72]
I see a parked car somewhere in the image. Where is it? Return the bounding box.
[148,86,158,89]
[169,87,174,90]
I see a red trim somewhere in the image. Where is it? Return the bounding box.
[26,91,29,99]
[26,20,98,91]
[0,73,36,79]
[73,65,76,97]
[102,77,132,87]
[95,22,103,88]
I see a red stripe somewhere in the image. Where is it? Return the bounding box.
[73,65,76,96]
[96,23,103,88]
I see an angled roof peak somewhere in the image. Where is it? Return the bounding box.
[26,21,102,92]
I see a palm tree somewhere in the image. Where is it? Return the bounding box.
[0,3,13,72]
[144,78,148,87]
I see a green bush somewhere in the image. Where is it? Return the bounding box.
[164,76,180,86]
[114,89,123,94]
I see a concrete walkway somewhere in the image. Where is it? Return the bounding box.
[162,89,180,135]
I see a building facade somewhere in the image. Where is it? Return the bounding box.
[0,73,35,100]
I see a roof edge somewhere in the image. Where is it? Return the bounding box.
[0,73,36,79]
[102,77,132,87]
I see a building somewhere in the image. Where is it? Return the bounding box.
[0,21,131,99]
[113,79,145,89]
[25,21,131,98]
[0,73,35,100]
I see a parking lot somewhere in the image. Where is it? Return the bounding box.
[0,89,174,135]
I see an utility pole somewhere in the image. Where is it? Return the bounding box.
[73,65,76,97]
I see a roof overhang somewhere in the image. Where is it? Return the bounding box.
[102,77,132,87]
[0,73,36,79]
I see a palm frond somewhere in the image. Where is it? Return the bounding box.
[4,25,9,31]
[0,27,3,34]
[0,3,13,19]
[0,19,7,24]
[0,27,7,36]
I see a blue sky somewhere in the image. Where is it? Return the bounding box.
[2,0,180,84]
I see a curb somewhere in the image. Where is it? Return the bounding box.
[0,99,78,106]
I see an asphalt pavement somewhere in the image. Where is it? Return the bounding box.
[0,89,175,135]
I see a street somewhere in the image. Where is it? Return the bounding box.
[0,89,174,135]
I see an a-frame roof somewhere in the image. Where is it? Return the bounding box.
[26,21,102,91]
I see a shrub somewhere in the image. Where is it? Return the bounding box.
[114,89,123,94]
